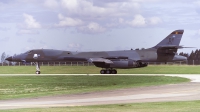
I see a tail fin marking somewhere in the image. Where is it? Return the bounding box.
[153,30,184,49]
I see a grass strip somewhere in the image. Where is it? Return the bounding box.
[0,75,189,100]
[2,101,200,112]
[0,65,199,74]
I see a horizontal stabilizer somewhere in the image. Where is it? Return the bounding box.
[88,58,113,64]
[157,45,194,49]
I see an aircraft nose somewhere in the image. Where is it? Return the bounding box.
[6,56,13,61]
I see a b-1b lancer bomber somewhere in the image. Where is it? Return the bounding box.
[6,30,187,74]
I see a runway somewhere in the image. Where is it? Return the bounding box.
[0,74,200,110]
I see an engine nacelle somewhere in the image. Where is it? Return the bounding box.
[136,62,148,68]
[93,59,148,69]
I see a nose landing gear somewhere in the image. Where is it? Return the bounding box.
[33,62,41,74]
[36,71,41,74]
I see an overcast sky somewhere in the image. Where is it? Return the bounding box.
[1,0,200,55]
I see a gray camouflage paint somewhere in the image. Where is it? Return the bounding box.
[6,30,187,69]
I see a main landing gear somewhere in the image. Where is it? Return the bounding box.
[33,62,41,74]
[100,69,117,74]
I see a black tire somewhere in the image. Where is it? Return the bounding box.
[114,70,117,74]
[106,70,111,74]
[111,70,117,74]
[100,70,105,74]
[36,71,41,74]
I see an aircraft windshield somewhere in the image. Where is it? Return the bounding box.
[25,50,33,54]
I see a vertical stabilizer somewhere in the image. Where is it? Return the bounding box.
[153,30,184,49]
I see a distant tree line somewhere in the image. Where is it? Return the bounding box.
[179,49,200,65]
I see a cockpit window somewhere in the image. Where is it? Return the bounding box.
[25,50,33,54]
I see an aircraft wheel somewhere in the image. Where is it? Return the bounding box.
[106,70,111,74]
[100,70,105,74]
[115,70,117,74]
[111,70,117,74]
[36,71,41,74]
